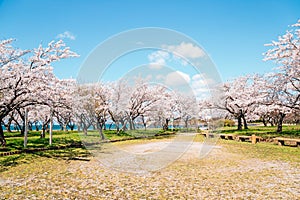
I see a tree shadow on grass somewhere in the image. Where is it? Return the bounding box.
[0,147,92,173]
[33,147,91,161]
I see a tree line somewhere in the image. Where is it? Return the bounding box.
[0,19,299,146]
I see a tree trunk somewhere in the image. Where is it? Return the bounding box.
[35,121,40,131]
[262,117,267,127]
[141,115,147,130]
[163,118,170,131]
[15,108,25,135]
[119,119,127,132]
[237,115,242,130]
[0,122,6,146]
[14,124,19,131]
[99,127,105,140]
[129,117,134,130]
[4,117,13,133]
[13,119,23,134]
[28,121,33,131]
[82,123,88,136]
[184,119,188,128]
[108,123,113,130]
[97,116,106,140]
[77,123,81,132]
[98,121,105,140]
[67,122,75,131]
[242,115,248,129]
[41,122,48,138]
[277,113,286,133]
[41,128,46,138]
[116,122,119,131]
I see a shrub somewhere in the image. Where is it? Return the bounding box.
[224,119,235,127]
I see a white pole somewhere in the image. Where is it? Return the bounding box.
[24,108,28,148]
[49,109,53,145]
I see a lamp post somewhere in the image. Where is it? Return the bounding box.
[49,108,53,145]
[24,108,28,148]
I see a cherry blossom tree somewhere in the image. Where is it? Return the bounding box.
[51,79,76,132]
[263,19,300,132]
[106,79,167,131]
[107,79,130,132]
[73,84,96,135]
[264,19,300,99]
[126,80,165,130]
[173,92,199,129]
[94,83,110,140]
[210,76,259,130]
[151,90,179,131]
[0,39,78,146]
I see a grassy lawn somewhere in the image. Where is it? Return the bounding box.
[1,131,82,152]
[218,139,300,164]
[3,124,297,153]
[0,134,299,199]
[0,129,175,152]
[218,124,300,139]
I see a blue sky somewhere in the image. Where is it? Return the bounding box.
[0,0,299,83]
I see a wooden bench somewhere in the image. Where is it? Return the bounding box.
[273,137,300,147]
[200,132,215,138]
[236,135,262,144]
[237,135,251,142]
[219,134,235,140]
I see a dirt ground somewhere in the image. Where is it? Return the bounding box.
[0,137,299,199]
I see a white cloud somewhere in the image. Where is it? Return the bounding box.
[162,42,205,59]
[147,42,205,69]
[56,31,76,40]
[191,74,210,99]
[165,71,191,86]
[148,50,169,69]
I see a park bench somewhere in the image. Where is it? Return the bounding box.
[200,132,215,138]
[273,137,300,147]
[236,135,262,144]
[237,135,251,142]
[219,134,235,140]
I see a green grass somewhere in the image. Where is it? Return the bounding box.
[218,124,300,139]
[0,147,90,173]
[1,131,82,152]
[0,128,174,152]
[218,139,300,164]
